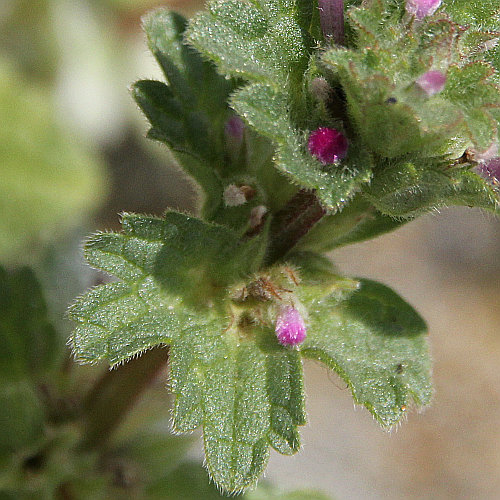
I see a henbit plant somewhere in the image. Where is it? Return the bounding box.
[69,0,500,494]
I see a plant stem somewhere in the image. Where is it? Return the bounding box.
[266,189,326,264]
[80,346,169,449]
[319,0,345,45]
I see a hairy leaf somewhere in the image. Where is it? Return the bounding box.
[69,211,310,493]
[186,0,312,88]
[231,83,373,210]
[186,0,374,210]
[364,160,499,218]
[171,326,305,491]
[70,211,269,363]
[323,2,500,157]
[445,0,500,30]
[300,278,432,427]
[135,10,237,217]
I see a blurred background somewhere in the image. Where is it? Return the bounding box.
[1,0,499,498]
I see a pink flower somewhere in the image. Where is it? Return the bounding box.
[406,0,442,20]
[308,127,348,165]
[416,70,447,96]
[275,306,307,346]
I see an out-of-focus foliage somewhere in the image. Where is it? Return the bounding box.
[0,60,106,264]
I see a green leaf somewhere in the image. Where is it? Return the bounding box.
[135,10,237,217]
[441,62,500,152]
[231,83,373,210]
[363,159,499,218]
[0,266,59,382]
[0,59,106,263]
[445,0,500,31]
[0,380,45,457]
[296,196,405,252]
[70,211,269,364]
[187,2,375,210]
[69,210,311,493]
[171,326,305,492]
[323,5,500,158]
[186,0,311,88]
[301,278,432,427]
[143,9,234,129]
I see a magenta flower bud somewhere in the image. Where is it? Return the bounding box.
[319,0,345,45]
[406,0,442,20]
[308,127,348,164]
[416,70,447,96]
[475,157,500,183]
[275,306,307,346]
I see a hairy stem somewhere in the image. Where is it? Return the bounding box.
[266,189,326,264]
[319,0,345,45]
[80,346,169,449]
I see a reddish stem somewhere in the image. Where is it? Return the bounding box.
[318,0,345,45]
[80,346,169,449]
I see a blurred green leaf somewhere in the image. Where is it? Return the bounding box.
[0,60,106,263]
[147,461,226,500]
[0,266,59,382]
[301,278,432,427]
[0,380,44,457]
[148,460,332,499]
[0,0,57,82]
[247,483,332,499]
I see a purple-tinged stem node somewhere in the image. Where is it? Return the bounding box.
[319,0,345,45]
[475,157,500,183]
[225,115,245,144]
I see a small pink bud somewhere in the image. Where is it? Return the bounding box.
[308,127,348,164]
[475,157,500,183]
[416,70,447,96]
[275,306,307,346]
[406,0,442,20]
[318,0,345,45]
